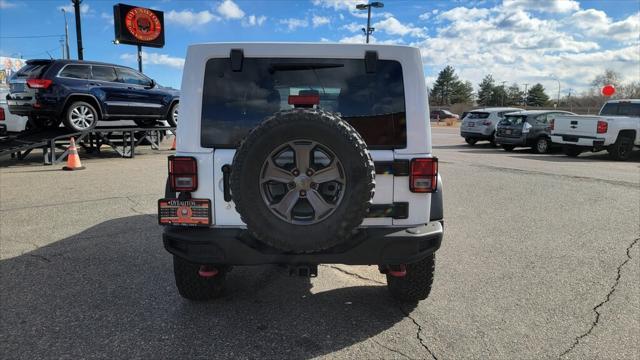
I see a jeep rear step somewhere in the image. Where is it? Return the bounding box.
[163,221,443,266]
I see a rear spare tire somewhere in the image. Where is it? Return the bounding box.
[230,109,375,253]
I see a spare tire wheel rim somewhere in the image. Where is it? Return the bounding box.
[259,139,346,225]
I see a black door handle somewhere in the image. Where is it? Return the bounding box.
[222,165,232,202]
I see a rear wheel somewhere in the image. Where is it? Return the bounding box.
[62,101,98,131]
[167,103,179,127]
[502,144,516,152]
[386,254,435,302]
[564,146,582,158]
[489,132,498,147]
[465,138,477,145]
[608,136,633,161]
[173,256,226,301]
[534,137,550,154]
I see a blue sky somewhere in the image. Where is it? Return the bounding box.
[1,0,638,95]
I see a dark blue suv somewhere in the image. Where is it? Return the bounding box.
[7,59,179,131]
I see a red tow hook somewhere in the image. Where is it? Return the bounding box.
[198,265,219,278]
[387,264,407,277]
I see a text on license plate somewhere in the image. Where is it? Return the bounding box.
[467,122,475,127]
[158,198,211,226]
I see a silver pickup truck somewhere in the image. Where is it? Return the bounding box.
[550,99,639,160]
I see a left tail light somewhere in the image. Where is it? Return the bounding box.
[597,120,608,134]
[26,79,52,89]
[169,156,198,192]
[549,119,554,131]
[482,120,492,126]
[0,107,5,121]
[410,158,438,193]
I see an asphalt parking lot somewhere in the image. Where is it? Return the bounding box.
[1,127,638,359]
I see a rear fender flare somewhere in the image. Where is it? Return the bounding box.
[429,174,443,221]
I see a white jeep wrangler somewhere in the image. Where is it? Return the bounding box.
[159,43,444,302]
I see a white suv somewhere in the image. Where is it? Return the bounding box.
[159,43,444,302]
[460,107,523,145]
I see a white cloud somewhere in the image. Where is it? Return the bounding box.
[419,12,430,21]
[312,15,330,27]
[339,34,368,44]
[280,18,308,31]
[373,17,426,38]
[312,0,359,11]
[439,7,490,22]
[341,22,362,32]
[58,3,89,14]
[0,0,17,9]
[217,0,244,20]
[166,10,219,26]
[571,10,640,43]
[100,12,114,25]
[242,14,267,27]
[502,0,580,14]
[121,52,185,69]
[320,37,331,42]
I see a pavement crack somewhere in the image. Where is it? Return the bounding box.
[398,303,438,360]
[559,236,640,358]
[320,264,385,285]
[371,338,412,359]
[28,254,51,263]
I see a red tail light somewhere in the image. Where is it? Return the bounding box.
[26,79,52,89]
[549,119,554,131]
[0,107,5,121]
[482,120,492,126]
[597,120,608,134]
[288,94,320,106]
[169,156,198,192]
[410,158,438,193]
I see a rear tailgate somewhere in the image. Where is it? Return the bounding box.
[553,115,599,137]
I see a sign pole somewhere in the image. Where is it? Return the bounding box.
[72,0,84,60]
[137,44,143,73]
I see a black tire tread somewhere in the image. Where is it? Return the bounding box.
[173,256,226,301]
[609,135,633,161]
[230,109,375,253]
[387,254,435,302]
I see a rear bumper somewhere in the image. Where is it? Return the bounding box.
[461,131,492,140]
[550,135,606,148]
[0,124,6,136]
[163,221,444,265]
[495,135,526,145]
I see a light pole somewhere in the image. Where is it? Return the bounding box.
[72,0,84,60]
[356,2,384,44]
[61,8,70,59]
[550,74,561,108]
[523,83,529,108]
[501,81,506,106]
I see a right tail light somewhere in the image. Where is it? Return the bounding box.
[597,120,608,134]
[549,119,554,131]
[26,79,52,89]
[409,158,438,193]
[0,107,5,121]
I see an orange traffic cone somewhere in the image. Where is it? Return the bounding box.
[63,137,85,171]
[170,136,176,150]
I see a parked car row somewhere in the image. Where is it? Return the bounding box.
[460,99,639,160]
[4,59,179,133]
[430,109,459,121]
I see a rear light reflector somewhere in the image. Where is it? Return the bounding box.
[597,120,608,134]
[409,158,438,193]
[0,107,4,121]
[26,78,52,89]
[169,156,198,192]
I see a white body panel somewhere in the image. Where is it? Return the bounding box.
[0,96,28,132]
[176,43,433,229]
[460,107,523,137]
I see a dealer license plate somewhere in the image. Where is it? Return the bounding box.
[506,129,512,135]
[467,122,475,127]
[158,198,211,226]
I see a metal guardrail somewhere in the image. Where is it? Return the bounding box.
[0,126,175,165]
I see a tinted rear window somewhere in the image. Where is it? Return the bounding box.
[14,62,51,78]
[92,66,117,82]
[466,112,489,119]
[59,65,91,79]
[600,102,640,117]
[500,115,527,125]
[201,58,406,149]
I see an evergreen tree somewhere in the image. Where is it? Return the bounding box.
[430,65,458,106]
[477,75,495,106]
[506,83,523,105]
[451,80,474,104]
[491,85,507,106]
[526,83,549,106]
